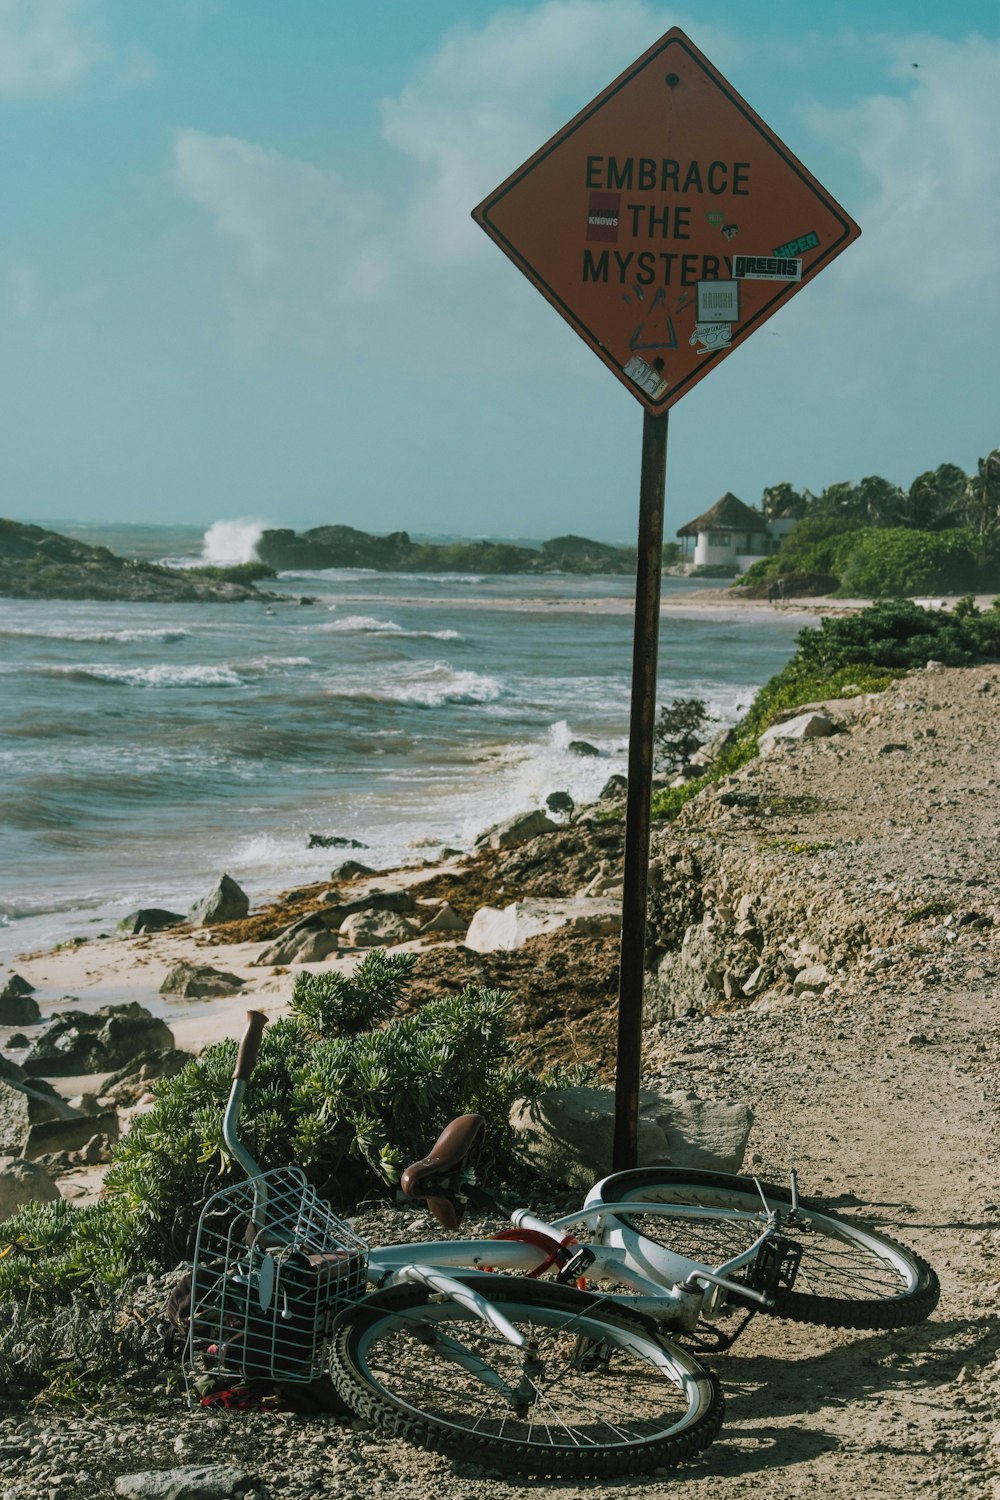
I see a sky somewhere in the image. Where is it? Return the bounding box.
[2,0,998,548]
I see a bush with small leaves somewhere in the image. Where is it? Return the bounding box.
[0,952,588,1311]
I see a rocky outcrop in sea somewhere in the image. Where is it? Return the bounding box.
[0,520,274,603]
[254,524,637,574]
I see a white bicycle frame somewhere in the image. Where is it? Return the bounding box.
[367,1182,787,1332]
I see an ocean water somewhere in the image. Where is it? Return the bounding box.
[0,522,810,963]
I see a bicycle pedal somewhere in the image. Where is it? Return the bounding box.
[749,1236,802,1296]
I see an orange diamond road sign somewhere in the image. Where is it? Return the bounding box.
[472,27,860,412]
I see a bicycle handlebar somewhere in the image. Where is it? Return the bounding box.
[233,1009,268,1082]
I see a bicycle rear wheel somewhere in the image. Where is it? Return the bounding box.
[329,1276,723,1478]
[588,1168,939,1330]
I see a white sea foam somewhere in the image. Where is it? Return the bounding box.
[405,574,486,585]
[327,660,502,707]
[320,614,462,641]
[0,626,191,644]
[278,566,380,581]
[42,663,245,688]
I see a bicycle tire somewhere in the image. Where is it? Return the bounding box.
[588,1167,940,1330]
[329,1275,723,1478]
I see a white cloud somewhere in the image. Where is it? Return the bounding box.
[172,1,744,361]
[0,0,105,98]
[805,34,1000,301]
[174,130,393,353]
[382,0,744,268]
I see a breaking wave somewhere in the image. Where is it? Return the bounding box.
[0,626,191,644]
[200,518,269,566]
[320,614,462,641]
[327,661,501,707]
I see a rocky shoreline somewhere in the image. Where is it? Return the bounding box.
[0,521,276,604]
[2,661,1000,1498]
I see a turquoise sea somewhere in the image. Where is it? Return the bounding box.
[0,522,810,964]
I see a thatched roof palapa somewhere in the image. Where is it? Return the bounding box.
[676,492,769,538]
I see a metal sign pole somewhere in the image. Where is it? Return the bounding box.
[612,407,669,1172]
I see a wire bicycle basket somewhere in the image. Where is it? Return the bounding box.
[184,1163,368,1384]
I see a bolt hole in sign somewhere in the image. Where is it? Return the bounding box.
[472,28,860,412]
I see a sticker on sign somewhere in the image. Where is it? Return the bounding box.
[733,255,802,281]
[697,281,739,322]
[622,354,669,400]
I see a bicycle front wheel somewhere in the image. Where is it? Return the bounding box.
[589,1168,940,1330]
[329,1276,723,1478]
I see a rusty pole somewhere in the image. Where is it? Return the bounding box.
[612,407,669,1172]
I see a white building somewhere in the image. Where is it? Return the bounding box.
[676,492,790,573]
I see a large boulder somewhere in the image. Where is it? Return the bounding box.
[117,908,186,936]
[256,925,340,965]
[189,874,250,926]
[1,973,35,998]
[0,989,42,1026]
[474,810,558,851]
[20,1003,174,1077]
[0,1073,119,1159]
[0,1157,60,1221]
[509,1086,753,1189]
[758,711,839,756]
[0,1073,78,1155]
[159,962,245,999]
[339,910,419,948]
[101,1047,192,1103]
[0,973,41,1026]
[465,898,620,954]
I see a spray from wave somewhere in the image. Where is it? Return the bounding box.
[200,518,269,566]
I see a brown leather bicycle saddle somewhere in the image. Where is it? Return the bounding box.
[400,1114,486,1229]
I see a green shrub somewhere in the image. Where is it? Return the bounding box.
[831,527,977,597]
[792,598,1000,671]
[0,953,587,1307]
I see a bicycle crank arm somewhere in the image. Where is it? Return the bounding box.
[683,1267,773,1308]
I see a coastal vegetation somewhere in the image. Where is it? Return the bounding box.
[0,953,586,1321]
[649,595,1000,821]
[737,446,1000,596]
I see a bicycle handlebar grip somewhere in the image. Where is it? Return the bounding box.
[233,1010,268,1082]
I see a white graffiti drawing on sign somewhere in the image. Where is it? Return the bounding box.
[689,322,733,353]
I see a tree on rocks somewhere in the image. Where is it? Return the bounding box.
[653,698,714,775]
